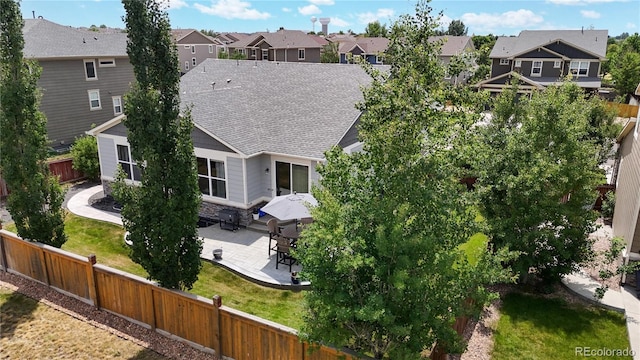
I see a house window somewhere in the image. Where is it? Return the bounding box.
[376,55,383,64]
[192,58,197,66]
[569,61,589,77]
[197,157,226,198]
[515,60,522,67]
[262,49,268,60]
[531,61,542,77]
[554,60,561,68]
[275,161,309,195]
[185,61,189,71]
[112,96,122,115]
[298,49,305,60]
[499,58,509,65]
[237,48,245,55]
[87,90,101,110]
[251,49,256,57]
[98,58,115,67]
[84,59,97,80]
[191,45,195,54]
[208,44,214,53]
[117,144,141,181]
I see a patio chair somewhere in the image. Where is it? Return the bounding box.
[266,218,281,256]
[275,236,296,272]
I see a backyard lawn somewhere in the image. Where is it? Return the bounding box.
[4,213,305,330]
[492,291,632,360]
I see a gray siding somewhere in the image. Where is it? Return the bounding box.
[245,155,270,202]
[310,161,320,185]
[491,59,510,78]
[613,127,640,253]
[38,58,134,147]
[103,122,128,137]
[545,42,599,59]
[192,127,235,153]
[98,136,118,178]
[338,118,360,148]
[519,48,558,58]
[226,157,244,203]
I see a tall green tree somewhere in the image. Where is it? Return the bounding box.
[321,41,339,63]
[447,19,467,36]
[611,51,640,97]
[0,0,66,247]
[115,0,202,290]
[474,81,606,285]
[364,20,388,37]
[296,2,512,358]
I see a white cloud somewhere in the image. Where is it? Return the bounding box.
[627,22,637,29]
[461,9,544,32]
[437,14,453,30]
[309,0,335,5]
[546,0,617,4]
[330,17,350,27]
[580,10,601,18]
[168,0,189,9]
[356,8,395,24]
[282,7,292,13]
[193,0,270,20]
[298,4,321,16]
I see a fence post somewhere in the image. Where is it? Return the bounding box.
[212,295,222,359]
[86,254,99,308]
[0,231,7,272]
[39,246,50,286]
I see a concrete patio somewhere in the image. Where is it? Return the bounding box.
[66,184,306,288]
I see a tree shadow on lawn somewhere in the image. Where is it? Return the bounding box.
[499,291,625,336]
[0,287,40,340]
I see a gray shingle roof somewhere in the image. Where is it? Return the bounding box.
[23,19,128,59]
[430,36,474,56]
[490,30,608,59]
[180,59,384,159]
[229,30,324,50]
[339,37,389,54]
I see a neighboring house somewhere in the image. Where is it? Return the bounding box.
[476,29,607,94]
[227,29,325,63]
[22,18,134,150]
[612,83,640,262]
[338,37,389,65]
[88,59,385,225]
[171,29,222,74]
[430,36,476,85]
[216,32,250,45]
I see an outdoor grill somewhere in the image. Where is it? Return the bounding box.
[218,209,240,231]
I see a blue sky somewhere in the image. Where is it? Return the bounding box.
[20,0,639,37]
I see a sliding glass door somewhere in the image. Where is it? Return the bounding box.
[275,161,309,196]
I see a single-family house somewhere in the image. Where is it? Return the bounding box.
[227,29,325,63]
[88,59,384,225]
[22,18,134,150]
[612,83,640,265]
[475,30,607,94]
[171,29,223,74]
[216,32,250,45]
[338,37,389,65]
[430,36,476,85]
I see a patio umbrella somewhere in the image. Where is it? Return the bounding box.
[260,193,318,221]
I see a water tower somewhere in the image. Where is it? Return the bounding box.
[311,16,317,33]
[319,17,330,35]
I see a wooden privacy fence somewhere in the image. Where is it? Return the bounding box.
[0,158,84,198]
[0,229,362,360]
[606,102,639,118]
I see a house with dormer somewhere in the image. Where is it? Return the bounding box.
[226,29,326,63]
[338,37,390,65]
[476,30,607,94]
[171,29,224,74]
[22,18,134,150]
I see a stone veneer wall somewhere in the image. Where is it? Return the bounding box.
[102,180,263,227]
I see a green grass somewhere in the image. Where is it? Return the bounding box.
[4,213,305,329]
[493,292,632,360]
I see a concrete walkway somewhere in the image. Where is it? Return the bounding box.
[563,270,640,359]
[67,185,305,288]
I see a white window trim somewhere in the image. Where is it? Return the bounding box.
[185,61,189,71]
[191,45,196,54]
[208,44,214,53]
[262,49,268,60]
[192,57,197,66]
[84,59,97,80]
[554,60,561,68]
[298,48,305,60]
[197,156,228,200]
[112,96,123,115]
[515,60,522,67]
[270,156,312,197]
[98,58,116,67]
[569,60,590,77]
[88,89,101,110]
[531,60,542,77]
[115,143,141,183]
[499,58,509,65]
[376,55,382,64]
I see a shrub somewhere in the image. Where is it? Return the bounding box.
[601,191,616,219]
[70,135,100,180]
